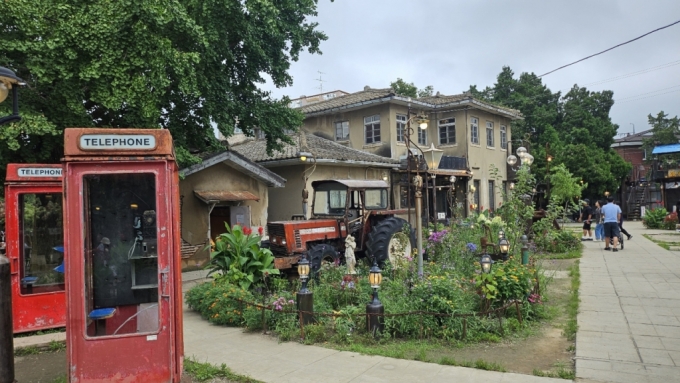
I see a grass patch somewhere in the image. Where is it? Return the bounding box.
[14,345,41,356]
[536,248,582,260]
[437,356,506,371]
[533,367,576,379]
[564,260,580,341]
[643,234,673,250]
[14,327,65,338]
[14,340,66,356]
[52,376,68,383]
[184,358,263,383]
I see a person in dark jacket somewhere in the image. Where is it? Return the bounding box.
[614,202,632,240]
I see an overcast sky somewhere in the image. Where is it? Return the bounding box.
[261,0,680,136]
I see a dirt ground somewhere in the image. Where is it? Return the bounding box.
[425,258,577,375]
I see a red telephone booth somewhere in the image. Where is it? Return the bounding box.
[4,163,65,333]
[62,128,183,382]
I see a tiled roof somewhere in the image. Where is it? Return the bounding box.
[298,87,395,114]
[613,129,653,143]
[295,86,522,119]
[231,132,399,165]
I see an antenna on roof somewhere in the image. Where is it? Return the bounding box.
[315,71,326,93]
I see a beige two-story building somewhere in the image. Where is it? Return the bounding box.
[295,87,523,216]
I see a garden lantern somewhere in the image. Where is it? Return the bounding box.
[297,256,314,324]
[480,253,493,274]
[366,262,384,336]
[498,230,505,240]
[499,237,510,261]
[417,115,429,130]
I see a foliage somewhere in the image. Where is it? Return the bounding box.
[663,212,678,230]
[0,0,330,181]
[564,261,580,342]
[468,66,631,198]
[642,207,668,229]
[208,224,279,290]
[389,78,434,98]
[642,111,680,161]
[548,164,585,224]
[494,166,535,253]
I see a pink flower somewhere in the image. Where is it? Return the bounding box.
[258,226,264,236]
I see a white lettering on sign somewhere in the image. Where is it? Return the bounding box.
[299,227,336,235]
[79,134,157,150]
[17,168,62,177]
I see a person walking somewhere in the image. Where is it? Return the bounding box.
[602,196,622,251]
[594,200,604,241]
[578,199,593,241]
[613,201,633,240]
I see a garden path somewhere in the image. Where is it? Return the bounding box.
[576,221,680,383]
[182,275,564,382]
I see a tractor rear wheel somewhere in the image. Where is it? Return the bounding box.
[366,217,413,267]
[308,244,340,276]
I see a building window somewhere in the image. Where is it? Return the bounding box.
[418,127,427,145]
[500,125,507,149]
[253,127,265,139]
[470,118,479,144]
[396,114,407,143]
[502,181,507,201]
[400,185,415,208]
[488,180,495,212]
[323,93,336,100]
[486,122,494,147]
[335,121,349,141]
[439,118,456,145]
[364,115,381,144]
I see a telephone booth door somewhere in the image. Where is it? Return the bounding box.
[4,164,65,333]
[63,128,182,382]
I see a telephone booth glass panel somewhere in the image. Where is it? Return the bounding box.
[19,193,64,295]
[84,173,159,337]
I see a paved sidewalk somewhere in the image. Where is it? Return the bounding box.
[576,221,680,383]
[183,308,564,383]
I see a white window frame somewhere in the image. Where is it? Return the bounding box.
[500,125,507,150]
[418,127,427,145]
[364,115,381,144]
[486,122,494,148]
[438,117,456,145]
[470,118,479,145]
[335,121,349,141]
[396,114,407,143]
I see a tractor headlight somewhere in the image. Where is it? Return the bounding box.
[281,239,287,245]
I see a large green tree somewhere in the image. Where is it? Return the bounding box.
[642,111,680,155]
[0,0,329,177]
[389,78,433,98]
[468,67,631,198]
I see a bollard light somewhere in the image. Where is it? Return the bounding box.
[480,253,493,274]
[369,262,383,290]
[499,237,510,260]
[520,234,530,265]
[521,235,528,246]
[298,256,310,293]
[366,261,384,336]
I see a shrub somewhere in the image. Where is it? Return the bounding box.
[643,207,668,229]
[663,211,678,230]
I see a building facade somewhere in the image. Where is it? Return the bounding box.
[296,87,522,215]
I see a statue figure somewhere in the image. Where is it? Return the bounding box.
[345,235,357,275]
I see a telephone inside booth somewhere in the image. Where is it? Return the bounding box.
[84,173,159,336]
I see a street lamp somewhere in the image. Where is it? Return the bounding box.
[296,257,313,324]
[480,252,493,274]
[0,66,26,125]
[366,262,384,336]
[423,143,444,222]
[499,236,510,261]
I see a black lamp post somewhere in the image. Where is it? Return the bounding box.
[0,66,26,125]
[366,262,384,337]
[296,256,314,325]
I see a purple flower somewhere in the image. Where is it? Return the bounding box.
[466,243,477,252]
[428,230,449,243]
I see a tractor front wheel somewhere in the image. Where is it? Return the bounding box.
[366,217,413,267]
[308,244,340,276]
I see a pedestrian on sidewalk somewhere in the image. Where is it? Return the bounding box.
[579,199,593,241]
[614,201,633,240]
[602,196,622,251]
[594,200,604,241]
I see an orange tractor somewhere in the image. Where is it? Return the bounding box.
[266,180,415,273]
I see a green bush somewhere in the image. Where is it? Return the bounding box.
[643,207,668,229]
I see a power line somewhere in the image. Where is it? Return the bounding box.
[615,88,680,104]
[538,19,680,78]
[580,59,680,88]
[614,84,680,102]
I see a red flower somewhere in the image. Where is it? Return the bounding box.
[258,226,264,236]
[243,226,253,235]
[480,205,484,211]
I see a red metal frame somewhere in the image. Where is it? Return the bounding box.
[63,128,182,383]
[4,164,65,333]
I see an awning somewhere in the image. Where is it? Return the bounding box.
[652,144,680,155]
[427,169,472,177]
[194,190,260,204]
